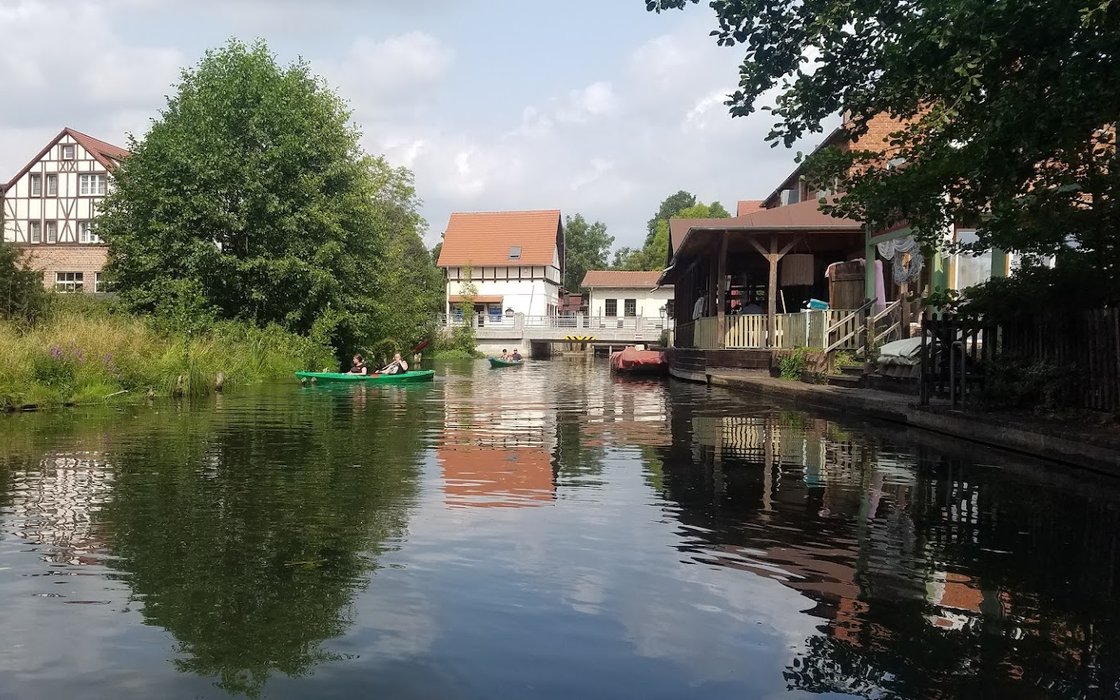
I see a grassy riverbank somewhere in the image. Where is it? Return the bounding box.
[0,299,334,410]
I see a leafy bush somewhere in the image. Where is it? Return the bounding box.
[778,347,811,380]
[0,240,48,327]
[979,355,1078,412]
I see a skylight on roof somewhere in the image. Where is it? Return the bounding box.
[509,246,522,260]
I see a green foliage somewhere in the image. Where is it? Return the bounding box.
[650,0,1120,270]
[646,190,696,246]
[0,301,334,410]
[778,347,811,380]
[956,254,1120,326]
[0,240,48,326]
[831,350,857,374]
[97,39,440,356]
[980,356,1078,412]
[563,213,614,292]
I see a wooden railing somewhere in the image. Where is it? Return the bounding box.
[694,317,721,349]
[725,315,768,348]
[871,300,902,347]
[685,308,868,350]
[825,300,875,353]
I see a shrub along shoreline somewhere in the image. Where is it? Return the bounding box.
[0,298,335,412]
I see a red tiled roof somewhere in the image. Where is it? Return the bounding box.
[67,128,129,169]
[4,127,129,190]
[437,210,562,267]
[736,199,765,217]
[581,270,664,288]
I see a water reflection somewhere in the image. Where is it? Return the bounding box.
[1,363,1120,699]
[0,391,427,698]
[655,393,1120,699]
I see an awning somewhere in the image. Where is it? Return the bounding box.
[449,295,504,304]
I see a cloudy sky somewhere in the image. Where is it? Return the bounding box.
[0,0,829,250]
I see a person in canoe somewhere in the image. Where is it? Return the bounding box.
[510,349,522,361]
[348,354,368,375]
[379,352,409,375]
[500,348,509,360]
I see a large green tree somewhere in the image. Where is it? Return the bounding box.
[647,0,1120,290]
[645,190,696,247]
[563,213,614,292]
[616,194,729,270]
[98,40,441,354]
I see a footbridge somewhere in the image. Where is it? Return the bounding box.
[437,314,667,348]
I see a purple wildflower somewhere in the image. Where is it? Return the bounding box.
[49,345,63,361]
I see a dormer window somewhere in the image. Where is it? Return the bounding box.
[61,144,75,160]
[508,246,522,260]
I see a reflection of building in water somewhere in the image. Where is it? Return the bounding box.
[581,379,672,448]
[6,452,114,565]
[439,445,555,508]
[660,406,1115,696]
[440,383,557,508]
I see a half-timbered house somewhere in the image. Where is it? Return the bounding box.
[1,128,129,293]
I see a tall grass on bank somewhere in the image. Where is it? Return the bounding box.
[0,298,335,410]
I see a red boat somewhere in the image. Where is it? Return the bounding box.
[609,346,668,376]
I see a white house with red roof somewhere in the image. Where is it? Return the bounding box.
[581,270,673,327]
[436,210,565,320]
[1,127,129,293]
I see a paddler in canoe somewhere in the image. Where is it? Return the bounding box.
[378,352,409,375]
[348,354,369,375]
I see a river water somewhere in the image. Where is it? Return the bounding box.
[0,359,1118,699]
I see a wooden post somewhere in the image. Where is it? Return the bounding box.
[864,231,877,302]
[899,279,910,339]
[716,232,728,348]
[767,235,778,348]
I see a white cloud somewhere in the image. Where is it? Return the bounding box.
[556,81,617,124]
[0,2,832,253]
[360,18,811,248]
[0,0,180,168]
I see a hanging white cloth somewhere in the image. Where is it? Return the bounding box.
[877,235,924,285]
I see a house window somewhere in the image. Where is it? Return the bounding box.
[55,272,84,293]
[624,299,637,317]
[79,174,107,196]
[604,299,617,317]
[45,221,58,244]
[95,272,111,293]
[46,174,58,197]
[61,144,76,160]
[28,221,41,243]
[30,174,42,196]
[509,246,522,260]
[953,229,992,290]
[78,221,101,244]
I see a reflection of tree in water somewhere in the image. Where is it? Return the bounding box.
[655,403,1120,699]
[99,390,428,697]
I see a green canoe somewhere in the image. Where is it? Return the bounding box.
[488,357,524,368]
[295,370,435,384]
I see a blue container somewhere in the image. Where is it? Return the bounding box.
[805,298,830,310]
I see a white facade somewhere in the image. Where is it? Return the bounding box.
[3,132,116,246]
[444,262,561,318]
[1,129,125,292]
[587,285,674,321]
